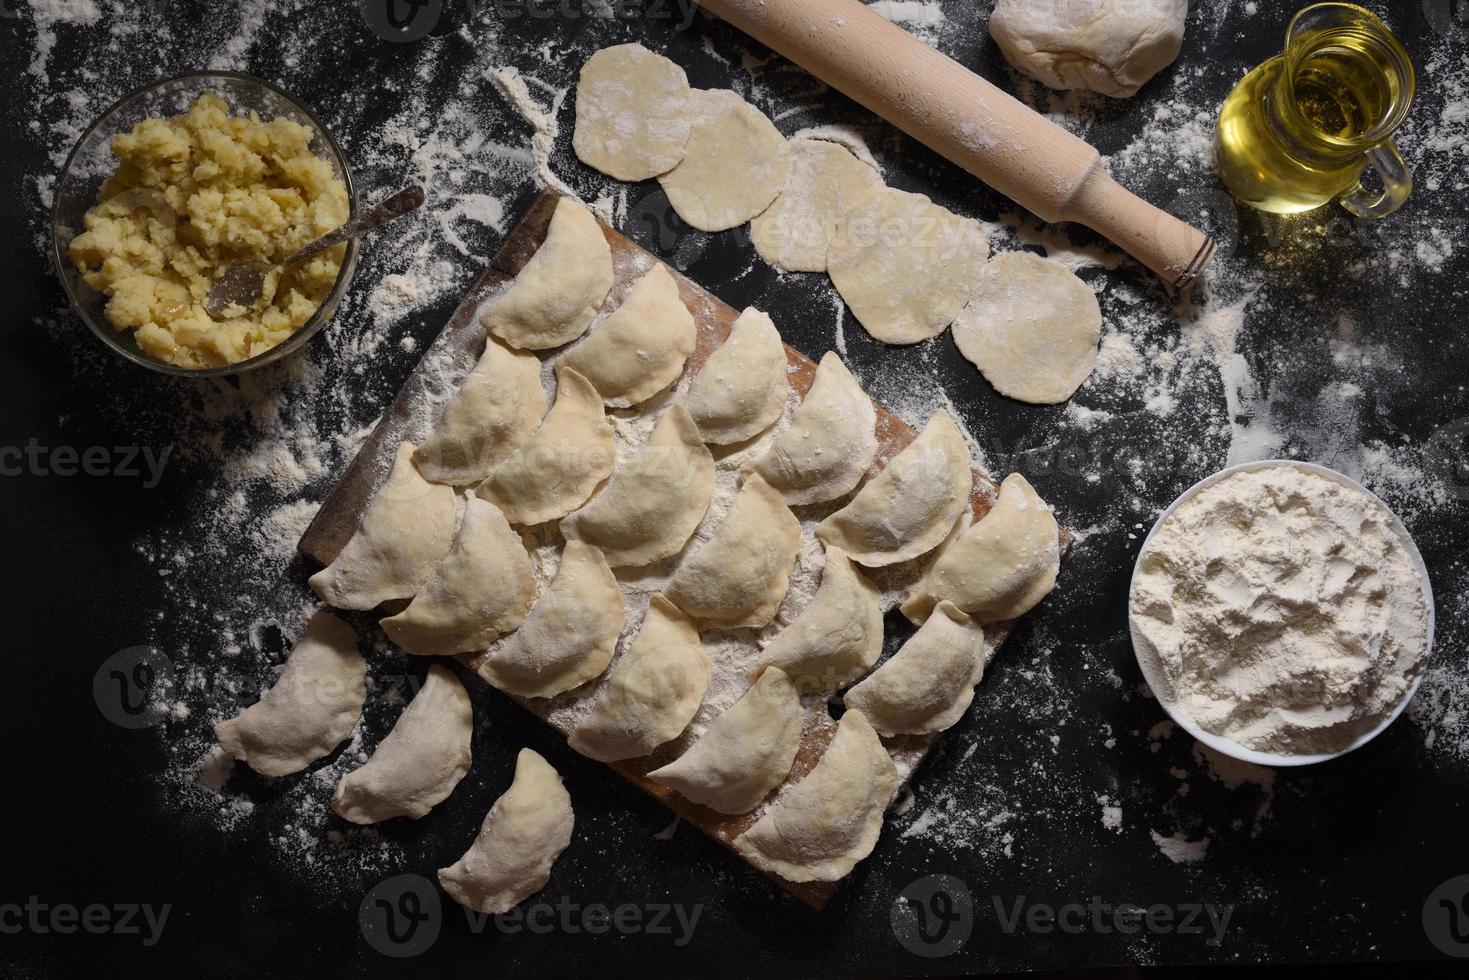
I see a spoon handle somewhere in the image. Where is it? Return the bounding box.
[286,184,426,267]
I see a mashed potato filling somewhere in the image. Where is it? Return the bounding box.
[68,93,349,368]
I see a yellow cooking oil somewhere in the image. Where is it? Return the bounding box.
[1216,4,1415,214]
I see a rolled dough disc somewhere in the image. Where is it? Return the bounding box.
[657,89,790,233]
[952,251,1102,405]
[573,43,692,181]
[828,186,989,345]
[750,138,882,273]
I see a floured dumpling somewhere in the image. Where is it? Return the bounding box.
[309,442,456,610]
[745,351,877,505]
[413,338,546,486]
[573,43,692,180]
[816,412,972,567]
[648,667,804,814]
[733,709,898,883]
[477,365,616,526]
[214,610,366,778]
[845,601,989,736]
[380,497,535,655]
[477,540,624,699]
[757,546,883,693]
[438,748,575,915]
[902,473,1061,624]
[657,88,790,233]
[482,196,612,351]
[683,307,789,445]
[665,474,801,630]
[750,138,883,273]
[560,406,714,568]
[559,263,695,408]
[332,664,472,824]
[568,595,710,763]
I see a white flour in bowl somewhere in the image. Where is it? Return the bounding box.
[1130,464,1431,754]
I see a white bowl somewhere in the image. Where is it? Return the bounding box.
[1128,459,1435,768]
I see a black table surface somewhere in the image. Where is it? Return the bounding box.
[5,1,1468,976]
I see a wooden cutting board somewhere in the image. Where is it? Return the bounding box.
[299,188,1071,910]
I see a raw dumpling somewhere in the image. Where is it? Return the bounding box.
[482,196,612,350]
[816,412,973,567]
[952,251,1103,405]
[828,186,989,344]
[574,43,692,180]
[560,406,714,568]
[901,473,1061,624]
[332,664,472,824]
[413,338,547,486]
[437,748,575,915]
[732,709,898,883]
[844,602,989,736]
[665,474,801,630]
[477,365,616,526]
[214,610,366,778]
[559,263,695,407]
[683,307,789,445]
[657,89,790,232]
[757,546,883,693]
[745,351,877,505]
[309,442,456,610]
[568,596,710,763]
[648,667,803,814]
[380,497,535,655]
[750,138,883,273]
[476,540,624,699]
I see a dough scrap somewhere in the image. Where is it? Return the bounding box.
[414,337,547,486]
[482,196,612,350]
[380,497,535,655]
[816,412,973,568]
[308,442,456,610]
[758,546,883,693]
[953,251,1102,405]
[745,351,877,506]
[214,610,366,778]
[574,43,692,180]
[750,138,883,273]
[648,667,804,815]
[476,540,624,699]
[828,186,989,344]
[332,664,472,824]
[559,263,695,407]
[658,89,790,232]
[732,709,897,883]
[683,306,789,446]
[845,601,989,736]
[437,748,574,915]
[560,406,714,568]
[989,0,1188,98]
[902,472,1061,624]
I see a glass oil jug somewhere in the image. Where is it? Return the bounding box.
[1216,2,1416,217]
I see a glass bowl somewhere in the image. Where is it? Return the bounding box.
[51,71,358,377]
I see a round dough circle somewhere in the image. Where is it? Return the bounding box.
[573,43,692,181]
[657,89,790,233]
[952,251,1102,405]
[828,186,989,345]
[750,138,882,273]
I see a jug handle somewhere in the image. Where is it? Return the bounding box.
[1342,142,1412,219]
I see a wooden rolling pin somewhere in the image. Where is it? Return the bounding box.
[699,0,1216,288]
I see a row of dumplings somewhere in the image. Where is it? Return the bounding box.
[216,195,1062,895]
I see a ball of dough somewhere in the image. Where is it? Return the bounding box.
[989,0,1188,99]
[658,89,790,233]
[952,251,1102,405]
[574,43,692,181]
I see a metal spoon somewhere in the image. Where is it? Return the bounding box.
[205,184,426,320]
